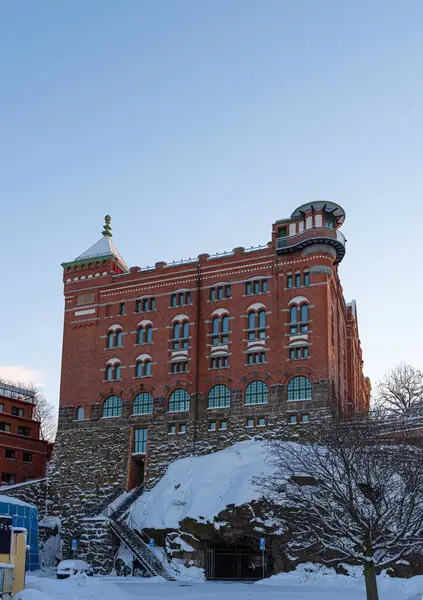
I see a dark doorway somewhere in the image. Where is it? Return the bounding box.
[205,542,270,581]
[128,455,145,489]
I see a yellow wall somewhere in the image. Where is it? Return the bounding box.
[0,529,27,595]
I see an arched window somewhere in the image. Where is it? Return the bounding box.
[300,305,309,332]
[172,321,189,349]
[137,325,153,345]
[115,364,121,379]
[76,407,84,421]
[133,392,153,415]
[208,384,231,409]
[211,314,230,345]
[245,381,268,405]
[103,395,122,418]
[106,365,113,381]
[168,388,190,412]
[248,311,266,340]
[136,359,152,378]
[287,376,312,401]
[290,306,298,334]
[107,332,115,348]
[116,331,123,347]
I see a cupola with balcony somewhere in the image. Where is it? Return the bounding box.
[272,201,346,264]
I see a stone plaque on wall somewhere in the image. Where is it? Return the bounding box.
[76,293,95,306]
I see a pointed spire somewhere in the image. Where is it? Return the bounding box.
[102,215,112,237]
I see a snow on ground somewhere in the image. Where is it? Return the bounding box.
[17,566,423,600]
[130,440,275,529]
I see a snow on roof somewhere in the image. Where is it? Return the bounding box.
[75,235,129,272]
[129,440,276,529]
[0,494,36,509]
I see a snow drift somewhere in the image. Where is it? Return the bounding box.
[130,440,276,529]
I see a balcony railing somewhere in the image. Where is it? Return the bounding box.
[276,227,346,263]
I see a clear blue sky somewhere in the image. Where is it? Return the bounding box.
[1,1,422,409]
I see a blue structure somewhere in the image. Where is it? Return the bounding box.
[0,495,39,571]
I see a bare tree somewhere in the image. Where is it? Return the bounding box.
[375,363,423,416]
[0,379,57,441]
[258,414,423,600]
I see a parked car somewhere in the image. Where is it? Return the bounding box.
[56,559,93,579]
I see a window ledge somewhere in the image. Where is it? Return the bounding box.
[244,402,269,406]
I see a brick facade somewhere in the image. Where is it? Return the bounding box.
[48,201,369,560]
[0,384,50,486]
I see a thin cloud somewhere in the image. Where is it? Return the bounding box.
[0,365,43,388]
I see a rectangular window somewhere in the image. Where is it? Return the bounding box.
[22,452,33,463]
[253,280,260,294]
[0,423,11,432]
[168,424,176,435]
[219,421,227,431]
[287,274,293,289]
[248,352,266,364]
[136,299,141,312]
[150,298,156,310]
[304,272,310,287]
[262,279,268,293]
[0,404,3,412]
[179,423,186,434]
[301,414,310,424]
[225,285,231,298]
[171,361,188,374]
[208,421,217,431]
[289,415,297,425]
[289,346,310,360]
[245,282,252,296]
[134,428,148,454]
[257,417,265,427]
[1,473,15,485]
[217,287,223,300]
[186,292,191,305]
[119,302,125,316]
[11,407,24,418]
[171,294,177,307]
[295,273,301,287]
[246,418,254,428]
[289,348,295,360]
[304,347,309,358]
[210,356,228,369]
[143,299,149,312]
[18,426,30,436]
[210,288,216,301]
[178,292,184,306]
[5,449,15,460]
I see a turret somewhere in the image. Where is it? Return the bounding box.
[61,215,129,283]
[272,201,346,264]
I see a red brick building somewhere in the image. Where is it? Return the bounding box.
[57,202,369,491]
[0,383,50,485]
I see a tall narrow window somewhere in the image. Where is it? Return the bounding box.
[210,288,216,301]
[225,285,231,298]
[212,317,219,345]
[106,365,113,381]
[107,332,115,348]
[304,271,310,287]
[301,305,309,332]
[119,303,125,316]
[115,364,121,379]
[290,306,298,334]
[287,273,293,289]
[134,428,148,454]
[182,322,189,348]
[295,273,301,287]
[116,331,123,347]
[258,310,266,338]
[146,326,153,343]
[76,407,84,421]
[145,360,152,376]
[136,300,141,312]
[246,282,252,296]
[173,322,180,349]
[137,328,144,344]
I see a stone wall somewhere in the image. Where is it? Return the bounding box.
[0,479,48,517]
[79,517,117,574]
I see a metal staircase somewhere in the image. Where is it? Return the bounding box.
[103,486,177,580]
